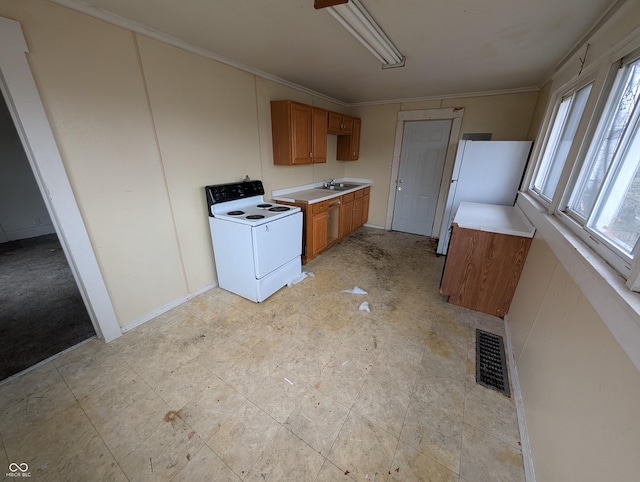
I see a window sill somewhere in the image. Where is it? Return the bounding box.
[517,191,640,372]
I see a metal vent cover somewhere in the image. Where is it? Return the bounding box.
[476,329,510,397]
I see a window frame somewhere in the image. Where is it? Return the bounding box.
[531,82,595,204]
[527,44,640,287]
[528,69,602,211]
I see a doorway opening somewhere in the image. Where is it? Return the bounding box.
[0,93,95,381]
[0,15,121,381]
[386,108,464,238]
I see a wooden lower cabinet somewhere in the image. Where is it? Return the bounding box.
[310,201,329,258]
[280,187,370,264]
[339,192,354,238]
[353,189,363,228]
[440,223,532,317]
[362,188,370,224]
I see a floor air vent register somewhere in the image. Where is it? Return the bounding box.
[476,329,510,397]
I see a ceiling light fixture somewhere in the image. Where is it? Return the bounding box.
[315,0,405,69]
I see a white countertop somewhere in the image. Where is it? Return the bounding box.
[271,178,372,204]
[453,202,536,238]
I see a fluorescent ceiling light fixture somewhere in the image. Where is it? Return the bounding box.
[324,0,405,68]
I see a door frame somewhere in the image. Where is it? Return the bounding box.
[0,17,121,342]
[386,108,464,236]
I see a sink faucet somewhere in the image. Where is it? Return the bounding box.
[323,178,337,188]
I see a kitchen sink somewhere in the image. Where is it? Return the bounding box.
[322,183,360,191]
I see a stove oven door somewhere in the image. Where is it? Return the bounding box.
[252,212,302,279]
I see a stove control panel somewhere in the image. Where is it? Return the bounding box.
[205,180,265,206]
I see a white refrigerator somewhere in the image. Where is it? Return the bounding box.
[436,140,532,255]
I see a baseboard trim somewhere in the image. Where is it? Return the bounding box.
[504,315,536,482]
[120,282,218,334]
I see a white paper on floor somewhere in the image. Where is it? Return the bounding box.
[342,286,368,294]
[359,301,370,312]
[287,271,314,287]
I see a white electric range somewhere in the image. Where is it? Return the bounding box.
[205,180,302,302]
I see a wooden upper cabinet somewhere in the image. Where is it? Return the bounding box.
[327,112,353,135]
[271,100,328,165]
[337,117,361,160]
[291,102,312,165]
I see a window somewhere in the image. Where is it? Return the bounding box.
[529,50,640,282]
[532,82,593,201]
[567,58,640,258]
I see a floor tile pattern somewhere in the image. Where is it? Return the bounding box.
[0,228,525,481]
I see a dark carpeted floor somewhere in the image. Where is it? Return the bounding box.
[0,234,95,381]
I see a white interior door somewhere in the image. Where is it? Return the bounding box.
[392,119,452,236]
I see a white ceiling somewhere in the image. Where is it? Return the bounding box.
[62,0,620,104]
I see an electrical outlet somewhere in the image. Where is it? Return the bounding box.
[33,217,41,225]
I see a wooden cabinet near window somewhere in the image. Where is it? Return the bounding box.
[440,203,535,317]
[271,100,328,165]
[337,117,361,160]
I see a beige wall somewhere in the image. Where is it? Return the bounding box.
[346,92,539,228]
[509,236,640,481]
[0,0,539,328]
[0,0,348,327]
[507,2,640,480]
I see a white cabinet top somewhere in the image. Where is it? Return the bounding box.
[453,202,535,238]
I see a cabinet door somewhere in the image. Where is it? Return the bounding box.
[328,111,343,135]
[312,212,328,256]
[353,197,363,228]
[440,225,532,317]
[340,200,353,237]
[350,118,361,159]
[341,115,353,134]
[312,108,328,163]
[336,117,361,160]
[291,102,312,165]
[362,193,370,225]
[328,112,353,135]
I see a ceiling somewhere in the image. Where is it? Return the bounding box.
[60,0,620,104]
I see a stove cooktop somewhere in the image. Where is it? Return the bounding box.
[205,181,301,226]
[213,201,299,225]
